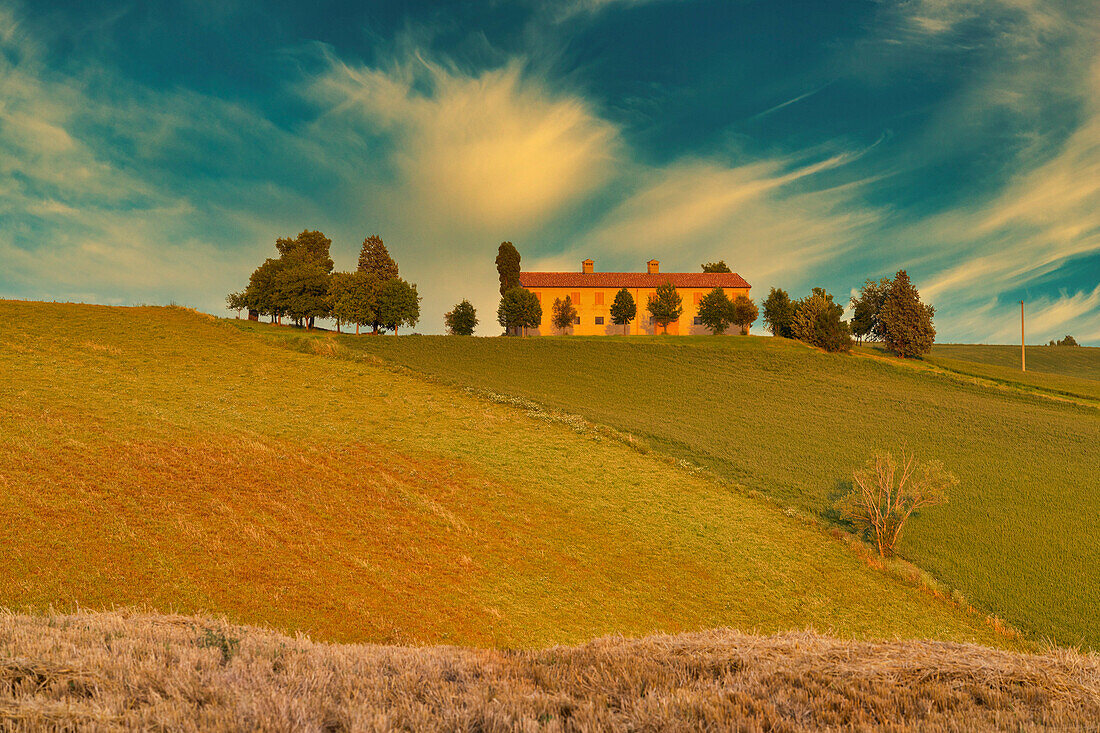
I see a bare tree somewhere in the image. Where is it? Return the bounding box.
[834,452,954,557]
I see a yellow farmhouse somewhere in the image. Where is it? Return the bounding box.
[519,259,751,336]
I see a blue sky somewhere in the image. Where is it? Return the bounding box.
[1,0,1098,342]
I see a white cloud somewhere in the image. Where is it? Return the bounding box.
[299,51,622,333]
[306,55,618,235]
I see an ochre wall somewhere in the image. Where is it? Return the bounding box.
[528,286,751,336]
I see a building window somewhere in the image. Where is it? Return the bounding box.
[571,291,581,305]
[694,292,703,305]
[574,316,581,325]
[534,292,541,301]
[595,316,604,325]
[594,292,604,306]
[694,317,702,325]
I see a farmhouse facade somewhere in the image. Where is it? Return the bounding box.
[519,259,751,336]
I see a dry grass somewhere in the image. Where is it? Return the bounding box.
[294,325,1100,649]
[1,610,1096,732]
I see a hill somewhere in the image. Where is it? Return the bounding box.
[2,610,1097,732]
[248,328,1100,649]
[924,344,1100,403]
[932,343,1100,381]
[0,301,1006,648]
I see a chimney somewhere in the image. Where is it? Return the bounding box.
[582,259,594,274]
[647,259,660,274]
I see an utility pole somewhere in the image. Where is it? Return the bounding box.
[1020,300,1026,372]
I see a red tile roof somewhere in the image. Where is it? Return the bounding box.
[519,272,750,289]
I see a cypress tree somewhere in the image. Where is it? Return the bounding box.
[879,270,936,358]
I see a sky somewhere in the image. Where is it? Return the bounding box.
[1,0,1098,342]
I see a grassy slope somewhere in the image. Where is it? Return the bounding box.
[932,343,1100,381]
[921,345,1100,402]
[4,610,1098,732]
[0,302,1006,648]
[283,329,1100,648]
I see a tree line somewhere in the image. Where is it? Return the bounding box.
[227,231,421,334]
[761,270,936,356]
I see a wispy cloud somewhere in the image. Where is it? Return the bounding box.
[559,152,880,285]
[306,53,619,234]
[0,6,301,308]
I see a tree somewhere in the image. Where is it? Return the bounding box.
[792,287,851,352]
[761,288,796,338]
[327,271,356,333]
[357,235,399,281]
[696,288,735,334]
[497,287,541,336]
[445,299,478,336]
[849,277,891,343]
[329,271,379,335]
[226,291,247,318]
[834,452,954,557]
[496,241,521,296]
[243,258,288,323]
[701,260,732,273]
[345,272,380,335]
[731,294,759,335]
[275,230,334,273]
[1050,335,1080,347]
[879,270,935,358]
[275,259,331,328]
[609,288,637,335]
[647,281,682,333]
[374,278,420,334]
[552,296,578,334]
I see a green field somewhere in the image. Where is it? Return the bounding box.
[251,328,1100,648]
[0,301,1010,649]
[932,343,1100,381]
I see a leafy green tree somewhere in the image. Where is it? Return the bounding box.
[344,272,380,335]
[697,287,735,334]
[647,281,682,334]
[762,287,796,338]
[243,258,288,323]
[226,291,247,318]
[552,296,578,334]
[445,299,478,335]
[275,230,334,273]
[357,235,399,280]
[1051,335,1080,346]
[850,277,891,343]
[792,287,851,352]
[731,294,759,335]
[496,241,521,296]
[327,272,355,333]
[879,270,935,358]
[609,288,637,335]
[497,287,541,336]
[329,272,379,334]
[374,278,420,334]
[701,260,732,273]
[275,259,331,328]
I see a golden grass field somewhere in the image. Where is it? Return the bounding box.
[269,325,1099,649]
[2,610,1098,732]
[0,301,1011,648]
